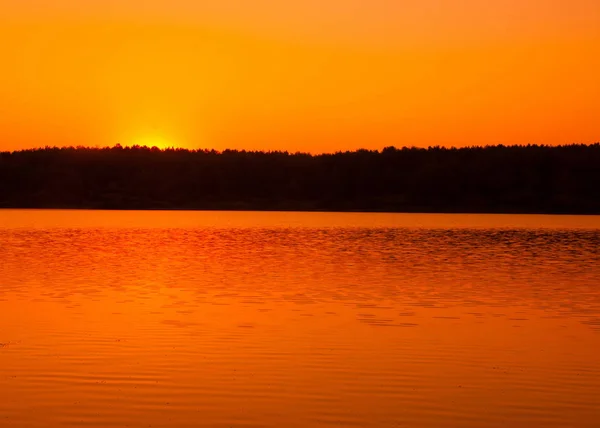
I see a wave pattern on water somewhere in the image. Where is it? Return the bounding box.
[1,211,599,427]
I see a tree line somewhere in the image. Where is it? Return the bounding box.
[0,144,598,213]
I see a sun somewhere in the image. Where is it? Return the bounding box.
[131,135,174,150]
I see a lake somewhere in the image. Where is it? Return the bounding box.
[1,210,599,427]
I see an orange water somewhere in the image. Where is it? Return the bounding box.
[1,210,599,427]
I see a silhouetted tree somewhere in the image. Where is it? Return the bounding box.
[0,144,598,213]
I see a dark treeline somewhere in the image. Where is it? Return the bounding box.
[1,144,599,213]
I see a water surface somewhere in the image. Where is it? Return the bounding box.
[1,210,599,427]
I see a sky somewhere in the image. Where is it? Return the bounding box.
[0,0,599,153]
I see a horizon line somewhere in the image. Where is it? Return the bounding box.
[3,142,600,156]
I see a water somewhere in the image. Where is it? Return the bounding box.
[1,210,599,428]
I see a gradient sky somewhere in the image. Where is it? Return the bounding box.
[1,1,599,152]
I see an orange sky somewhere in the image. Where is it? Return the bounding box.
[1,0,599,153]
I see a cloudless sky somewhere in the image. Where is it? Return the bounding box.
[1,0,599,152]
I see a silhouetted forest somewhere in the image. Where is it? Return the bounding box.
[1,144,599,213]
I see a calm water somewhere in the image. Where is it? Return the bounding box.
[1,210,600,428]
